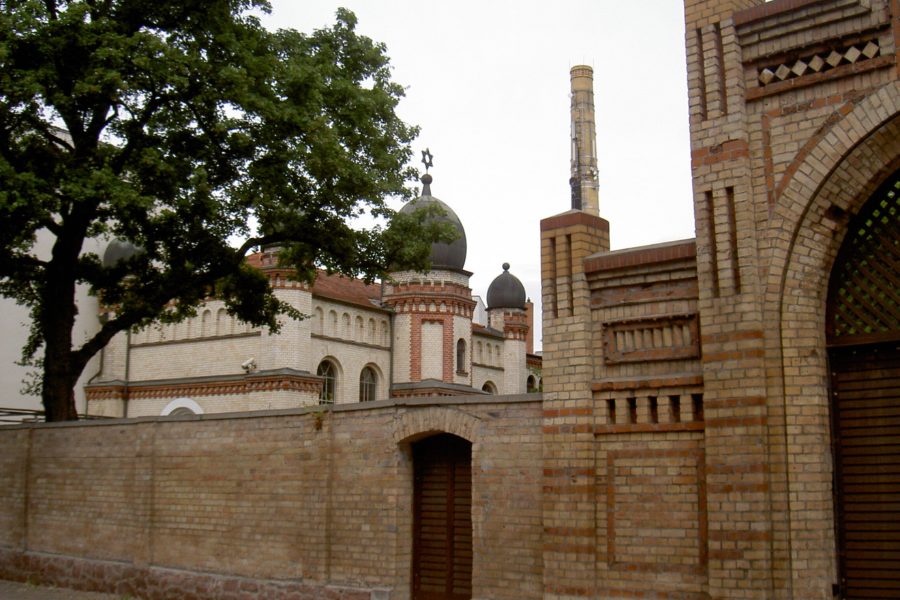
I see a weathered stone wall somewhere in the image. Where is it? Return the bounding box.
[0,395,542,600]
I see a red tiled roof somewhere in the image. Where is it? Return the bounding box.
[245,253,264,269]
[245,252,382,309]
[311,271,382,308]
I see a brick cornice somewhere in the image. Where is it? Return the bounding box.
[584,240,697,274]
[85,371,322,401]
[592,372,704,392]
[734,0,833,27]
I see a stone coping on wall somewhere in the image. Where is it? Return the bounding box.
[0,392,543,429]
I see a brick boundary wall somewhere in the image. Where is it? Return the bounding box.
[0,395,543,600]
[0,548,379,600]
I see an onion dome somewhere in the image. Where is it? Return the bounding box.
[102,239,140,267]
[486,263,526,309]
[399,172,467,271]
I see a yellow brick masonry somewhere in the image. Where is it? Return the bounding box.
[540,210,609,600]
[685,0,900,598]
[0,395,543,600]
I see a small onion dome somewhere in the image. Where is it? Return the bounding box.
[486,263,526,309]
[398,173,467,271]
[102,238,140,267]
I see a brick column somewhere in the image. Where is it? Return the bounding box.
[684,2,773,598]
[540,210,609,599]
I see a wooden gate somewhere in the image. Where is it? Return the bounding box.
[412,434,473,600]
[831,344,900,598]
[827,169,900,598]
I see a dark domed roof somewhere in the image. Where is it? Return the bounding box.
[486,263,526,309]
[102,239,140,267]
[399,174,467,271]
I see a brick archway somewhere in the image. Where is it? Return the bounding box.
[758,81,900,592]
[391,406,480,445]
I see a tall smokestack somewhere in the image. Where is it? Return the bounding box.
[570,66,599,215]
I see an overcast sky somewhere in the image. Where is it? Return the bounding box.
[260,1,696,350]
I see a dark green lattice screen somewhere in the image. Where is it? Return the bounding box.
[827,171,900,344]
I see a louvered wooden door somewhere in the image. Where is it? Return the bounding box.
[412,434,473,600]
[831,344,900,599]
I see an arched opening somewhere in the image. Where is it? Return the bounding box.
[317,360,337,404]
[827,167,900,595]
[481,381,496,395]
[456,339,466,373]
[526,375,536,392]
[359,366,377,402]
[412,433,472,600]
[161,398,204,416]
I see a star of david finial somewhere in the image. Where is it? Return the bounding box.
[421,148,434,172]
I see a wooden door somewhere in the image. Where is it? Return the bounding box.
[831,343,900,598]
[412,434,473,600]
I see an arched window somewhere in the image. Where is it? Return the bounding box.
[313,307,324,335]
[200,309,211,337]
[356,315,364,340]
[477,341,483,364]
[329,310,338,336]
[456,339,466,372]
[527,375,537,392]
[481,382,496,395]
[318,361,337,404]
[216,308,227,336]
[359,367,377,402]
[368,318,376,344]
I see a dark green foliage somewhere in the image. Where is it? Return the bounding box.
[0,0,456,420]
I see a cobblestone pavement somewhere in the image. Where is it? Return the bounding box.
[0,580,130,600]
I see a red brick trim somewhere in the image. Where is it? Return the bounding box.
[595,421,705,435]
[746,55,895,101]
[690,140,749,167]
[606,447,707,574]
[759,87,880,214]
[704,396,766,409]
[592,373,703,391]
[584,241,696,273]
[540,211,610,233]
[543,407,592,418]
[591,279,699,308]
[84,372,322,402]
[411,314,458,382]
[734,0,829,26]
[702,348,764,362]
[701,329,763,344]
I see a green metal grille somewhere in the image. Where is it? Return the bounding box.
[830,175,900,340]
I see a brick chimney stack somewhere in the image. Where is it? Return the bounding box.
[570,65,599,215]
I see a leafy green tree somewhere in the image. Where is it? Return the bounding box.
[0,0,455,421]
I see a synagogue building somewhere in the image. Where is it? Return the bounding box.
[84,174,540,418]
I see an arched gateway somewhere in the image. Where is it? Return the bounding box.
[411,434,473,600]
[827,168,900,596]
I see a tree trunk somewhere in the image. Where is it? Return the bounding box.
[40,222,86,422]
[41,356,79,422]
